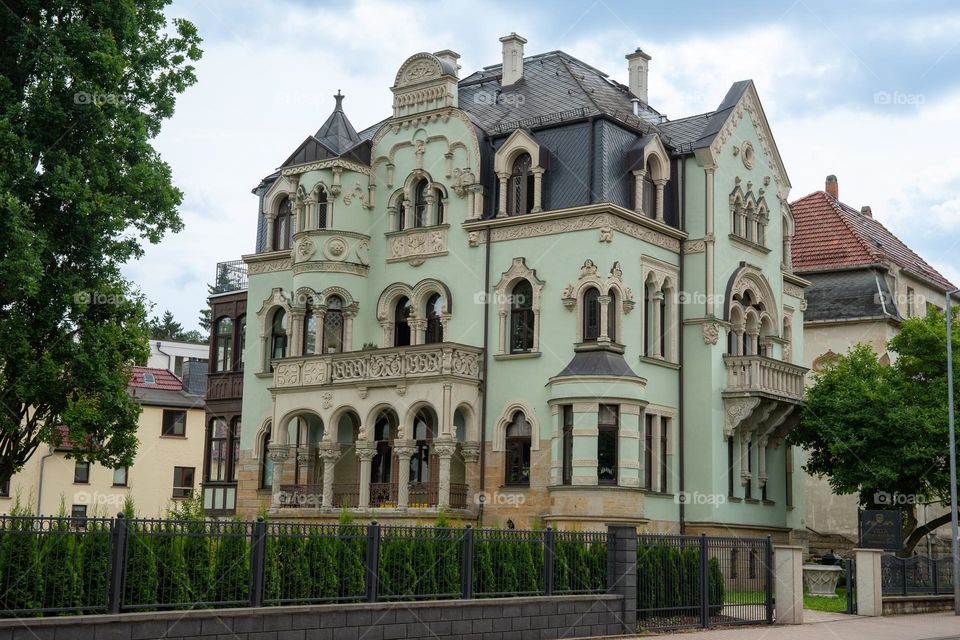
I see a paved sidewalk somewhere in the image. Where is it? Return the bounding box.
[639,612,960,639]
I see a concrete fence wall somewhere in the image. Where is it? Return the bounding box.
[0,595,626,640]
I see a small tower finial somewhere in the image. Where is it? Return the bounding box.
[334,90,344,110]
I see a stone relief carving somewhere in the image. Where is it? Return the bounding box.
[482,212,680,252]
[702,321,720,345]
[387,226,448,263]
[355,239,370,265]
[323,236,349,261]
[247,257,292,275]
[599,226,613,243]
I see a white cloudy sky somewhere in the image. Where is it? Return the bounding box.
[126,0,960,331]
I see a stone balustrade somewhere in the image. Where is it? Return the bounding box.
[723,355,806,400]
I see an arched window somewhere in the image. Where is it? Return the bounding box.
[583,287,601,342]
[434,190,444,225]
[410,409,433,484]
[507,153,534,216]
[372,411,396,485]
[424,293,444,344]
[322,296,344,353]
[510,280,534,353]
[414,179,429,228]
[396,196,407,232]
[259,426,273,490]
[504,411,531,485]
[317,187,328,229]
[303,301,316,356]
[642,161,656,218]
[608,291,618,342]
[214,317,233,372]
[270,309,288,363]
[236,315,246,370]
[272,197,293,251]
[394,296,412,346]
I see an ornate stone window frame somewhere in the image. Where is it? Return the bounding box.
[631,135,671,221]
[640,256,679,362]
[262,174,302,252]
[494,129,546,217]
[723,265,780,356]
[562,260,635,345]
[255,288,291,373]
[493,400,540,452]
[290,286,359,355]
[493,257,545,356]
[729,177,770,249]
[376,278,452,347]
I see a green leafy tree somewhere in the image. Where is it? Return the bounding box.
[789,309,959,554]
[149,310,205,343]
[0,0,202,483]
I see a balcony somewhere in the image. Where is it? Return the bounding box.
[278,482,469,511]
[207,371,244,401]
[212,259,248,293]
[273,342,482,389]
[723,355,805,402]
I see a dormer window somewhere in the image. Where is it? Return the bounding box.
[272,197,293,251]
[642,161,656,217]
[508,153,534,216]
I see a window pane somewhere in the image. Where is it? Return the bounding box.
[598,428,617,483]
[174,466,195,498]
[74,461,89,483]
[113,467,128,486]
[163,410,186,436]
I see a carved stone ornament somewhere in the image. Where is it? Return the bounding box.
[355,239,370,265]
[703,322,720,345]
[324,236,349,261]
[452,168,476,197]
[320,391,333,409]
[296,238,315,260]
[599,226,613,243]
[724,397,761,438]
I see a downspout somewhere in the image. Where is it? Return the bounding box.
[478,227,492,524]
[155,340,173,372]
[677,157,687,534]
[35,445,55,515]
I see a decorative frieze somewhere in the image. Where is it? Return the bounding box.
[386,225,448,264]
[246,256,292,275]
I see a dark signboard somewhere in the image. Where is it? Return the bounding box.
[858,509,902,551]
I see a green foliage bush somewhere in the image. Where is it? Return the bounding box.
[636,544,725,619]
[210,519,249,604]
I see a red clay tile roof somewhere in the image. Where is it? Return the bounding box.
[790,191,954,290]
[129,366,183,391]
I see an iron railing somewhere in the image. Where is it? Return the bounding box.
[281,482,469,510]
[212,260,248,294]
[881,554,955,596]
[636,534,773,631]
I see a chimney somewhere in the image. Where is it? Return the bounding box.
[861,206,872,218]
[499,33,527,86]
[626,48,652,104]
[433,49,461,76]
[825,175,838,200]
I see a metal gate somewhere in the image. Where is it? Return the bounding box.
[636,533,774,631]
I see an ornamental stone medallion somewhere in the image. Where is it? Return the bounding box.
[324,236,349,261]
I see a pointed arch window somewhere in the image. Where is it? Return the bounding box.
[272,197,293,251]
[396,196,407,232]
[607,290,618,342]
[317,187,328,230]
[510,280,534,353]
[270,309,288,362]
[322,296,344,353]
[424,293,444,344]
[303,301,316,356]
[508,153,534,216]
[394,296,412,347]
[505,411,532,485]
[642,161,656,218]
[414,179,429,228]
[583,287,601,342]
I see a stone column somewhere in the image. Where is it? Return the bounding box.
[356,444,377,509]
[461,442,480,505]
[425,193,436,227]
[318,443,341,510]
[497,172,510,217]
[632,169,646,215]
[598,294,611,342]
[268,446,290,508]
[740,431,751,486]
[758,436,769,487]
[409,318,427,346]
[265,213,276,250]
[394,440,415,509]
[403,199,414,230]
[532,167,545,213]
[434,438,457,509]
[498,310,508,354]
[288,310,304,357]
[854,548,884,616]
[654,178,667,221]
[387,205,398,231]
[773,546,804,624]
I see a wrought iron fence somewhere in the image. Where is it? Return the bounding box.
[881,554,955,596]
[0,514,608,617]
[636,534,773,631]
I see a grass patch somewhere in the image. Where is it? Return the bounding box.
[803,587,851,612]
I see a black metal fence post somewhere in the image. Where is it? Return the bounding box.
[845,558,855,614]
[107,513,127,614]
[365,521,380,603]
[249,517,266,607]
[461,525,474,599]
[698,533,709,628]
[543,527,555,596]
[764,536,774,624]
[901,557,908,597]
[931,556,939,596]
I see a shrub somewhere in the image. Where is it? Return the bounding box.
[42,515,82,611]
[79,519,111,612]
[0,502,41,613]
[636,544,725,620]
[210,519,250,604]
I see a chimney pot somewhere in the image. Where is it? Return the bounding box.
[626,47,652,104]
[861,206,872,218]
[499,33,527,86]
[825,175,838,200]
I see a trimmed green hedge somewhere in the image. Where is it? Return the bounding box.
[636,545,725,619]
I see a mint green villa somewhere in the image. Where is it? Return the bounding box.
[226,35,808,540]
